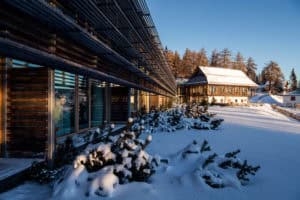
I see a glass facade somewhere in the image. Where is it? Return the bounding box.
[51,66,137,136]
[54,70,76,136]
[91,80,105,127]
[78,75,89,129]
[54,70,107,136]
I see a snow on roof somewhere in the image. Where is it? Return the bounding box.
[186,66,258,87]
[289,88,300,94]
[283,88,300,96]
[176,78,188,85]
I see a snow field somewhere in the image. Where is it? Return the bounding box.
[1,105,300,200]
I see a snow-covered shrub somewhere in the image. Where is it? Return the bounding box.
[55,137,78,167]
[80,131,155,184]
[53,119,161,198]
[177,140,260,189]
[132,103,224,133]
[27,161,66,184]
[89,167,119,197]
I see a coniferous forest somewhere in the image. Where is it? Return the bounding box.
[164,47,298,92]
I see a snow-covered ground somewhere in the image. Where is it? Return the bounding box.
[1,105,300,200]
[251,93,300,119]
[250,93,280,104]
[0,158,41,181]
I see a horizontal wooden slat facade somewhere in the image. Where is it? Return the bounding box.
[0,1,175,97]
[0,3,135,85]
[178,83,254,104]
[0,4,97,68]
[6,67,49,157]
[0,58,5,155]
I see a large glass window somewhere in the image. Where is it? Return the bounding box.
[91,80,105,127]
[54,70,75,136]
[78,75,89,129]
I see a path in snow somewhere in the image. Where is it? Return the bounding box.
[1,105,300,200]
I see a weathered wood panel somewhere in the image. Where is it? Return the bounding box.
[6,67,49,157]
[0,58,5,155]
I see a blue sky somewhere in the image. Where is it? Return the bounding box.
[147,0,300,80]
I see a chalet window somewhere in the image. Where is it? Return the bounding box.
[235,87,239,93]
[199,86,203,94]
[54,70,76,136]
[242,88,245,94]
[210,86,216,94]
[78,75,89,130]
[91,80,105,127]
[291,96,296,101]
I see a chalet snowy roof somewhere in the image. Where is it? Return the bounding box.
[184,66,258,87]
[176,78,189,85]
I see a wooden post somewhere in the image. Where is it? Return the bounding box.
[47,69,55,167]
[105,83,111,123]
[75,75,79,132]
[128,88,131,118]
[88,79,92,128]
[134,89,138,112]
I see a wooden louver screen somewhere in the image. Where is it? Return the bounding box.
[6,66,49,157]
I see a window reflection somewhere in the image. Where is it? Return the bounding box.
[54,70,75,136]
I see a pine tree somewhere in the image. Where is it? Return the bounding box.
[246,57,257,82]
[261,61,284,93]
[191,50,199,73]
[173,51,181,78]
[196,48,209,67]
[164,47,175,75]
[233,52,247,72]
[289,68,298,91]
[210,49,220,67]
[218,48,232,68]
[181,48,195,78]
[257,73,263,85]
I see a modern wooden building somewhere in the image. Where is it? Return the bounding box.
[177,66,257,104]
[0,0,175,163]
